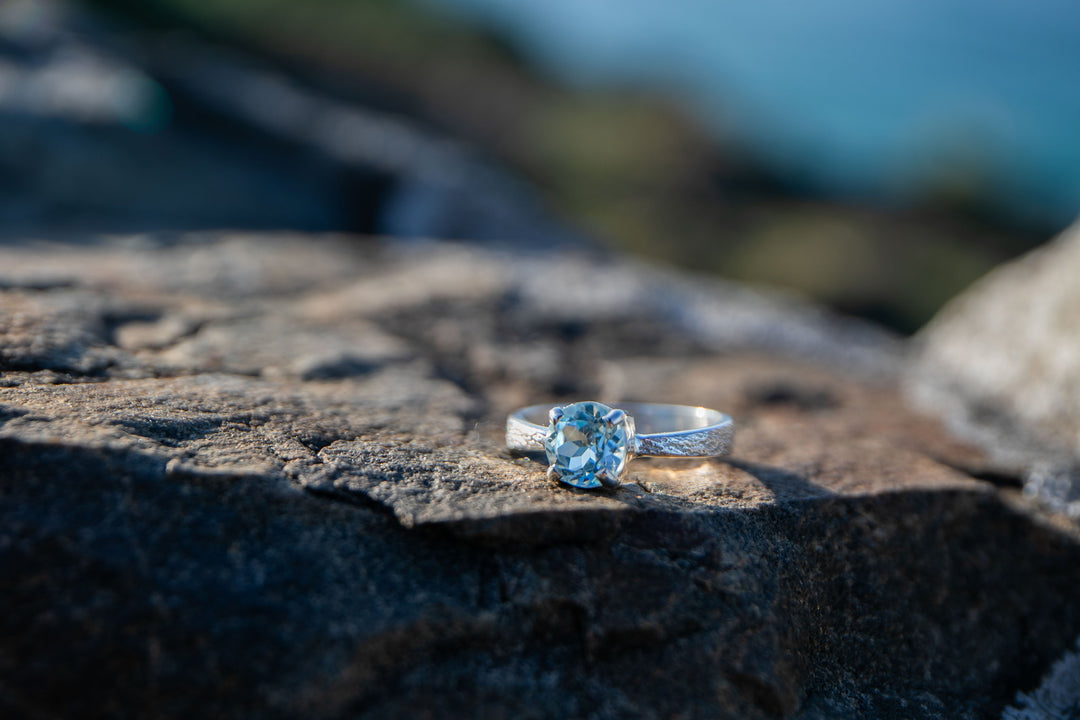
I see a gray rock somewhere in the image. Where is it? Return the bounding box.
[2,233,1079,719]
[909,220,1080,520]
[1003,638,1080,720]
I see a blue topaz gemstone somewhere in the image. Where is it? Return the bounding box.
[544,401,632,489]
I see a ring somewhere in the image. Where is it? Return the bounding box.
[506,401,735,489]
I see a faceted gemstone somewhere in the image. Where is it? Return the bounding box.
[544,401,630,489]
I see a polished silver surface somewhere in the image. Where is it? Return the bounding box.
[506,402,735,460]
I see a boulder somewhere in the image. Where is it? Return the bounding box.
[910,220,1080,520]
[2,233,1078,719]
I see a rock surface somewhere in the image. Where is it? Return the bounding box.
[1003,637,1080,720]
[2,233,1079,719]
[911,219,1080,520]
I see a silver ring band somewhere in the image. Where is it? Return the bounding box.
[506,401,734,489]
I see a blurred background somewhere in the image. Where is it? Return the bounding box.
[3,0,1078,333]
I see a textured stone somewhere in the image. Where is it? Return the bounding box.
[910,219,1080,520]
[1,233,1078,719]
[1003,638,1080,720]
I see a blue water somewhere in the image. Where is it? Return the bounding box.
[425,0,1080,226]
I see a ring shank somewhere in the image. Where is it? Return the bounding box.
[506,402,734,458]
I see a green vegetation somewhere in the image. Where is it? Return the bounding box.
[96,0,498,68]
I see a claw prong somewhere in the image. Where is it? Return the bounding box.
[596,469,621,489]
[603,408,626,424]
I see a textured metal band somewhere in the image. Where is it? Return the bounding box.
[506,402,734,458]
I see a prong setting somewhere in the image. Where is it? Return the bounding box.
[595,469,620,489]
[542,401,631,489]
[602,408,626,424]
